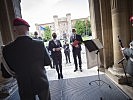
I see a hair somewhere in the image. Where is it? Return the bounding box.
[52,32,56,36]
[34,31,38,35]
[72,28,76,32]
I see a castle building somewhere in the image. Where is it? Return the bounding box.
[35,13,89,39]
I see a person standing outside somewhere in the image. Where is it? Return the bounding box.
[48,33,63,79]
[63,41,71,64]
[70,28,83,72]
[33,31,42,40]
[2,18,51,100]
[33,31,39,39]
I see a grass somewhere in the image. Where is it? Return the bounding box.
[82,35,92,41]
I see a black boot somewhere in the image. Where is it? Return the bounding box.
[60,73,63,79]
[58,74,60,79]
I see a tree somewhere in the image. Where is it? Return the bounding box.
[74,20,86,35]
[74,20,92,36]
[42,26,52,41]
[86,20,92,36]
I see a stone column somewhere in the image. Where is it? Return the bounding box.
[0,0,14,44]
[0,29,3,76]
[89,0,102,39]
[129,0,133,40]
[111,0,130,74]
[53,15,60,39]
[89,0,104,67]
[12,0,22,18]
[66,13,72,39]
[99,0,114,68]
[0,0,21,44]
[0,0,20,98]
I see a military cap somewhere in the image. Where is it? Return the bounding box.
[13,18,30,27]
[130,16,133,22]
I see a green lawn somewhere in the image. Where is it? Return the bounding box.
[82,36,92,41]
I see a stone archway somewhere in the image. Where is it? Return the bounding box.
[0,0,133,99]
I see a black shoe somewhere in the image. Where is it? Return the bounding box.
[58,74,60,79]
[80,69,82,72]
[74,69,77,72]
[60,74,63,79]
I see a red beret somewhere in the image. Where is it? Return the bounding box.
[13,18,30,27]
[130,16,133,22]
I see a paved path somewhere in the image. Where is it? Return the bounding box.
[46,45,103,81]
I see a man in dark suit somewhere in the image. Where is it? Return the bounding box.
[2,18,51,100]
[33,31,39,39]
[70,28,83,72]
[48,33,63,79]
[63,41,71,64]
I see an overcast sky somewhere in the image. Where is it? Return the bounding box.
[21,0,90,32]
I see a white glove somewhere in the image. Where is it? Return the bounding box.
[53,48,55,51]
[121,48,125,51]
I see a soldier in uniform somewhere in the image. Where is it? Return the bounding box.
[122,41,133,77]
[121,16,133,77]
[2,18,51,100]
